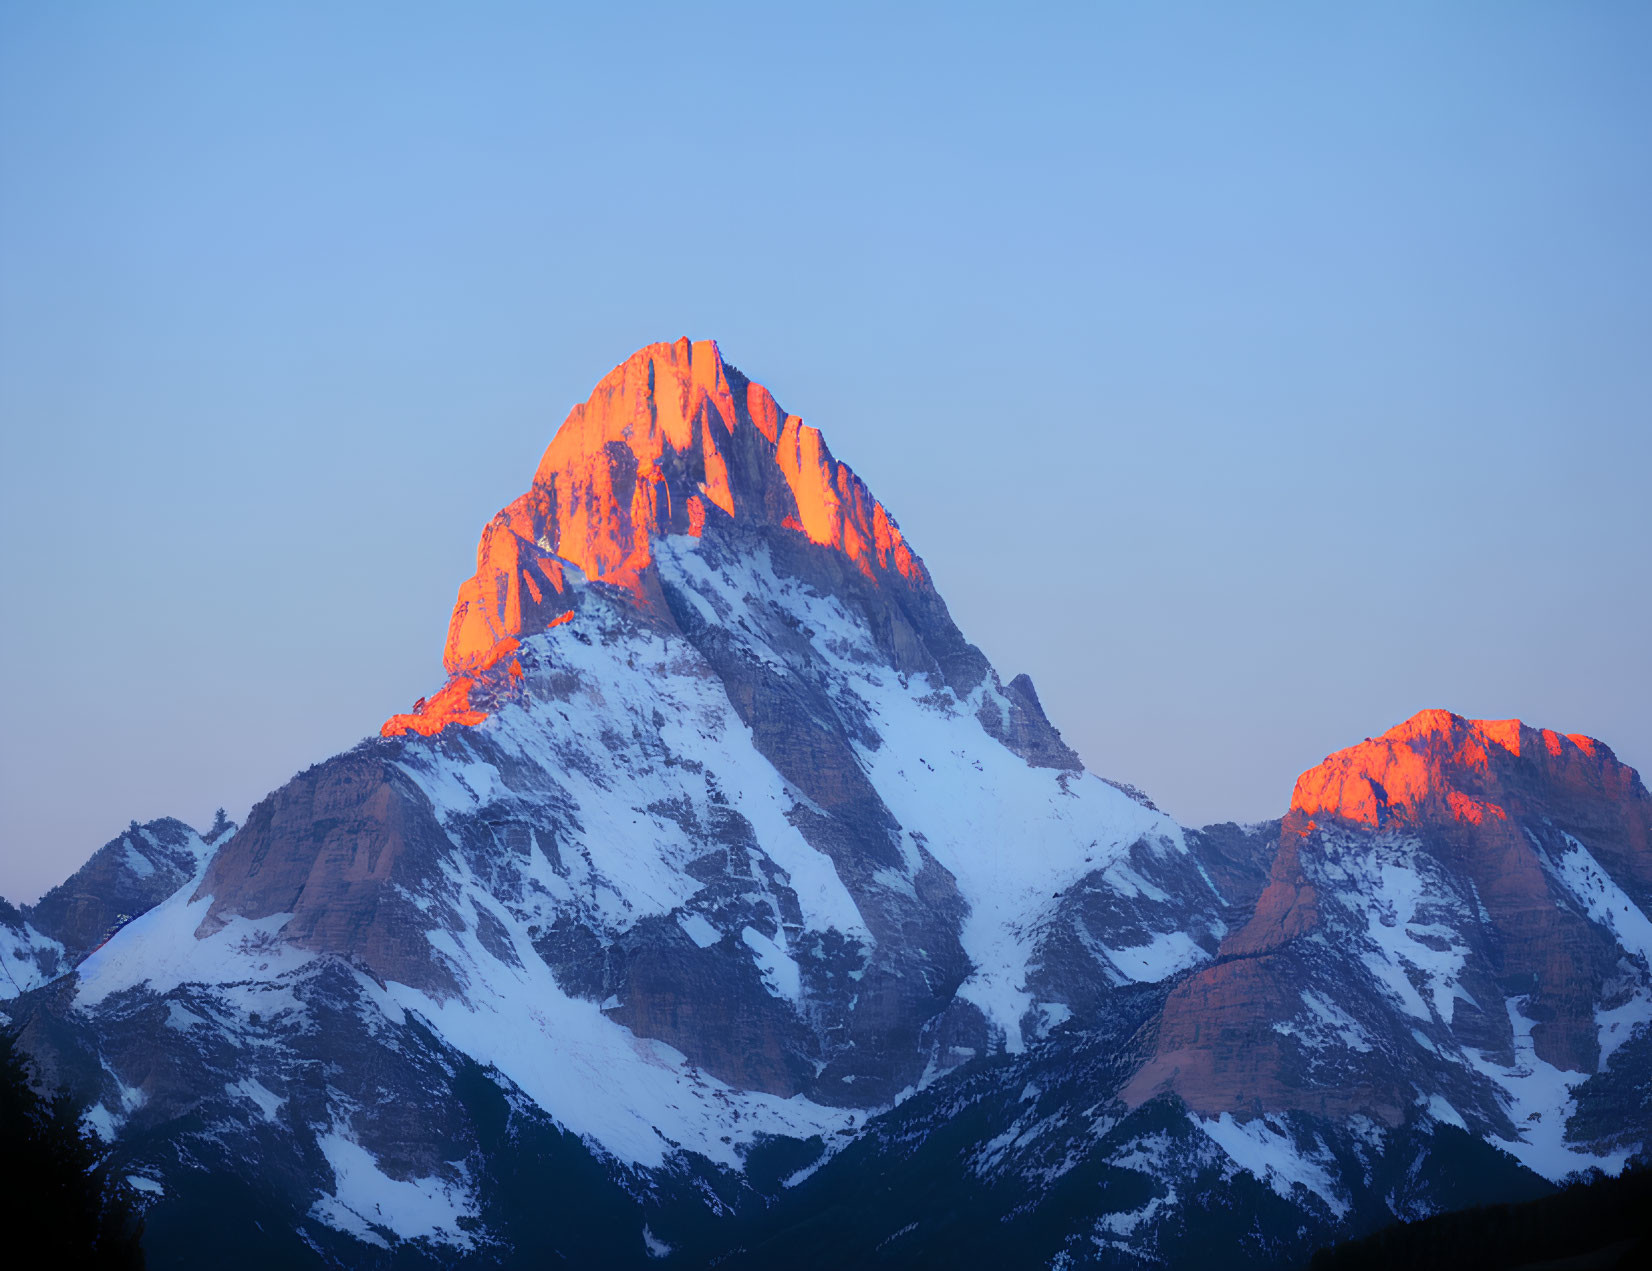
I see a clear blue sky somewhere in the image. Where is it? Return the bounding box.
[3,2,1649,902]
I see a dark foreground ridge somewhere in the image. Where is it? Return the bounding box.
[0,1028,145,1268]
[1308,1163,1652,1271]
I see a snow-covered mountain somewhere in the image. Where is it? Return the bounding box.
[3,341,1648,1269]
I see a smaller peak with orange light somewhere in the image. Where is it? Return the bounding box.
[1286,708,1645,837]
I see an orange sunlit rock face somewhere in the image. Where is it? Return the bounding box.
[381,637,523,738]
[1282,709,1644,840]
[384,339,932,737]
[1123,709,1652,1118]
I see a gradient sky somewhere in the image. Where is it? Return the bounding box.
[2,2,1649,903]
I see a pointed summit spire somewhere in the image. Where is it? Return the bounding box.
[384,340,929,737]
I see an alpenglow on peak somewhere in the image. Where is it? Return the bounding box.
[385,338,929,738]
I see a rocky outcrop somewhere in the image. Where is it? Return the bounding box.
[194,755,463,995]
[24,816,228,963]
[1183,819,1280,919]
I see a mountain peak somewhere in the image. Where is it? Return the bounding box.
[385,340,928,738]
[1286,709,1636,835]
[1124,708,1652,1122]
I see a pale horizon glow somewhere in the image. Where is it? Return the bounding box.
[2,3,1649,902]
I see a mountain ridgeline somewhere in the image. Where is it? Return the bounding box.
[3,341,1648,1269]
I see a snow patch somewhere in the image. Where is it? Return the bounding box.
[0,919,62,1000]
[1100,929,1204,984]
[75,891,312,1009]
[1553,834,1652,965]
[1463,995,1632,1179]
[642,1226,672,1258]
[227,1078,285,1123]
[312,1130,477,1249]
[1424,1093,1467,1130]
[122,840,157,879]
[382,907,855,1170]
[1274,990,1373,1054]
[84,1103,119,1142]
[165,1002,207,1031]
[1596,987,1652,1068]
[1195,1112,1348,1217]
[1313,835,1475,1028]
[742,925,802,1001]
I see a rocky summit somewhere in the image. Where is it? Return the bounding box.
[3,342,1649,1270]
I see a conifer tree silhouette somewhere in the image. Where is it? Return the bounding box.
[0,1029,144,1268]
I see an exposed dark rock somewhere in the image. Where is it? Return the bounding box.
[27,818,215,962]
[195,754,463,996]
